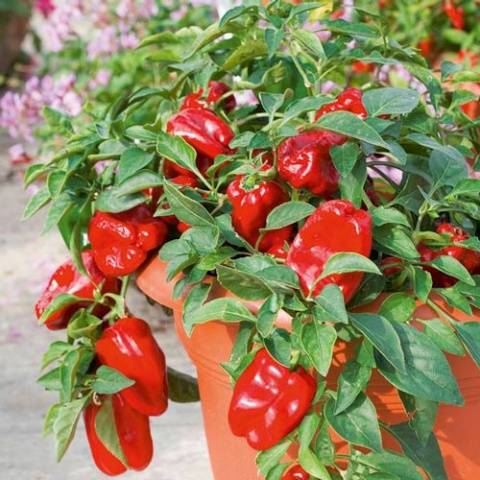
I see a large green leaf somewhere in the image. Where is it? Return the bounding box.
[301,323,337,377]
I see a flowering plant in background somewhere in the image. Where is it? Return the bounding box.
[25,0,480,478]
[0,0,216,166]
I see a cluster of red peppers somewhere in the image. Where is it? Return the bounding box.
[443,0,465,30]
[37,254,168,474]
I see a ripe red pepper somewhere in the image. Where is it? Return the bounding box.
[167,107,235,160]
[443,0,464,30]
[277,130,345,196]
[35,250,118,330]
[418,37,435,59]
[282,465,310,480]
[418,223,480,287]
[286,200,372,300]
[315,87,367,120]
[352,61,375,74]
[96,317,168,416]
[228,349,316,451]
[84,394,153,476]
[226,174,293,252]
[88,205,168,277]
[382,256,402,277]
[182,81,236,113]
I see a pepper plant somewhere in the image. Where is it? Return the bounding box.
[27,0,480,478]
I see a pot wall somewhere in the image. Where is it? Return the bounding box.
[137,257,480,480]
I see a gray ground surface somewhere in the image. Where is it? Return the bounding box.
[0,136,212,479]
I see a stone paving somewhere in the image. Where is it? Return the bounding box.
[0,136,212,479]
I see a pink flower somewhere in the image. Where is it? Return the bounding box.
[35,0,55,18]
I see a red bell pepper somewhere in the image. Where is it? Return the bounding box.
[277,130,345,196]
[283,465,310,480]
[418,223,480,287]
[443,0,464,30]
[35,250,118,330]
[182,81,236,113]
[95,317,168,416]
[84,394,153,475]
[88,205,168,277]
[226,174,293,252]
[286,200,372,300]
[315,87,367,120]
[167,107,235,160]
[228,349,316,451]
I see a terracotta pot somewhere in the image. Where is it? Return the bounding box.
[137,256,480,480]
[0,2,30,75]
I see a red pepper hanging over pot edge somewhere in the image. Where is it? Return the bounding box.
[95,317,169,416]
[228,349,316,451]
[286,200,372,301]
[88,205,168,278]
[35,250,119,330]
[84,394,153,476]
[227,174,293,254]
[282,465,310,480]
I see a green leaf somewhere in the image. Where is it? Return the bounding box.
[376,323,463,405]
[186,298,257,331]
[293,29,326,59]
[378,293,416,323]
[67,310,102,340]
[117,147,155,183]
[167,367,200,403]
[437,288,472,315]
[43,106,73,134]
[412,267,432,303]
[264,328,291,367]
[265,28,284,58]
[284,96,329,120]
[43,404,61,436]
[60,349,82,402]
[262,201,315,231]
[157,132,199,177]
[320,253,381,280]
[399,392,438,446]
[452,321,480,369]
[257,266,300,291]
[216,265,272,301]
[259,92,285,118]
[182,283,212,335]
[371,207,410,228]
[38,367,62,391]
[316,111,389,148]
[339,157,366,208]
[41,341,73,369]
[91,366,135,395]
[314,284,348,324]
[361,450,423,480]
[256,438,292,476]
[335,361,372,414]
[95,397,127,465]
[363,88,420,117]
[324,19,379,39]
[298,412,321,450]
[53,396,90,461]
[429,255,475,286]
[314,419,335,465]
[350,313,405,371]
[449,178,480,198]
[95,190,146,213]
[421,319,464,356]
[383,422,447,480]
[219,5,248,27]
[164,181,216,227]
[258,294,283,337]
[114,170,163,195]
[298,447,332,480]
[429,150,468,188]
[374,225,420,260]
[22,187,51,220]
[38,294,86,325]
[197,246,238,271]
[330,142,360,177]
[302,323,337,376]
[324,393,382,452]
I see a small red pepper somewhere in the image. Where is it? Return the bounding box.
[84,394,153,476]
[418,223,480,287]
[277,130,345,196]
[352,61,375,74]
[286,200,372,300]
[228,349,316,451]
[418,37,435,59]
[282,465,310,480]
[382,256,402,277]
[443,0,464,30]
[167,107,235,160]
[315,87,367,120]
[96,317,169,416]
[182,81,236,113]
[35,250,118,330]
[227,174,293,252]
[88,205,168,277]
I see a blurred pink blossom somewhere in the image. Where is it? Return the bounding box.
[35,0,56,18]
